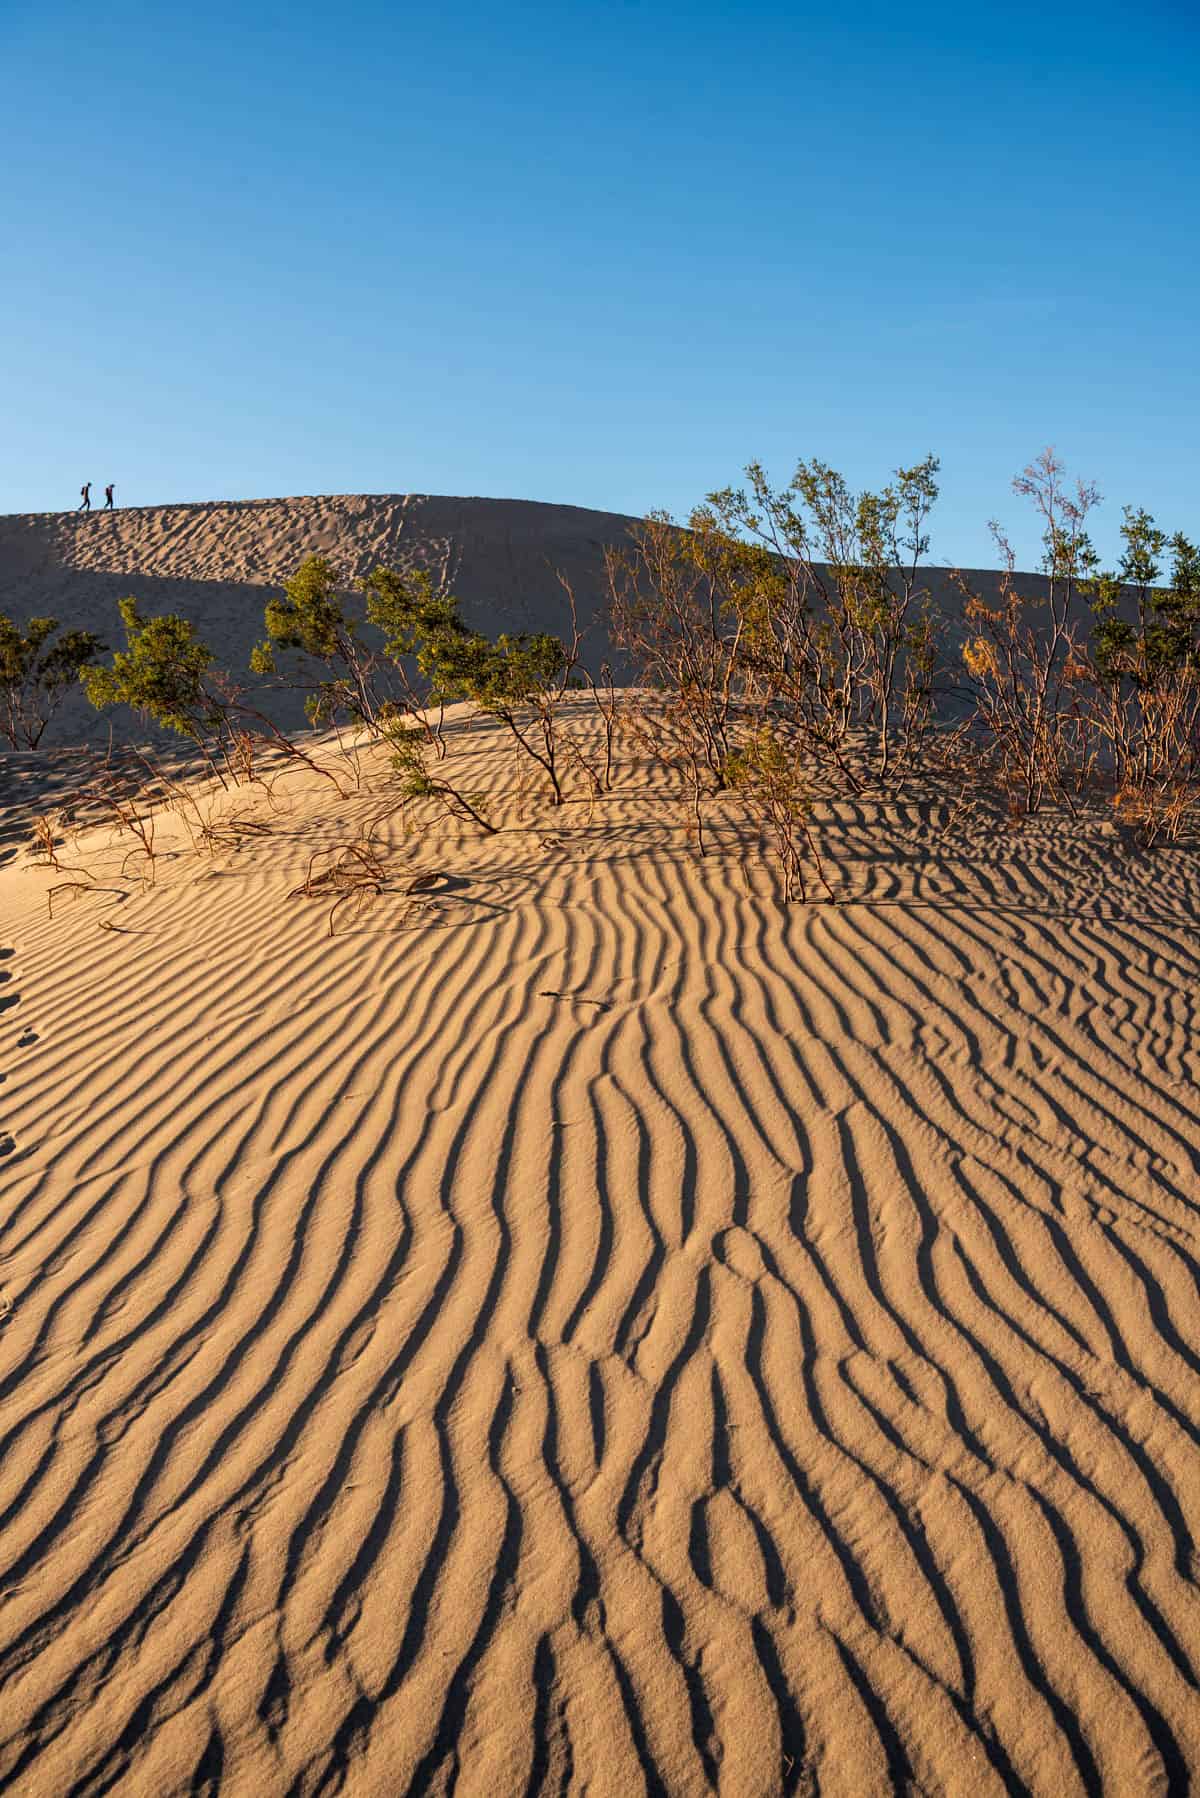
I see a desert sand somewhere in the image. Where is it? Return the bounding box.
[2,493,1001,749]
[0,495,642,746]
[1,503,1199,1796]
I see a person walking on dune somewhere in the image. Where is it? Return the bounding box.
[103,483,115,510]
[78,482,91,512]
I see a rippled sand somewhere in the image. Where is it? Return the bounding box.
[1,704,1198,1795]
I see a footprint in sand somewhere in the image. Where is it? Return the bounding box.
[17,1031,37,1048]
[0,952,17,1021]
[0,1135,13,1158]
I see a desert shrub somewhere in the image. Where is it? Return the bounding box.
[425,626,580,804]
[254,557,485,752]
[608,457,940,866]
[86,597,346,792]
[252,556,385,730]
[727,725,835,902]
[363,566,476,755]
[1088,512,1200,842]
[609,458,940,809]
[255,554,595,808]
[704,454,941,790]
[383,718,497,833]
[607,511,751,842]
[363,565,469,668]
[0,614,105,748]
[89,765,160,882]
[83,598,228,749]
[362,565,586,809]
[954,450,1100,817]
[577,657,620,796]
[608,510,748,788]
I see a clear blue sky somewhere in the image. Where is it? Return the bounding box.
[3,0,1197,566]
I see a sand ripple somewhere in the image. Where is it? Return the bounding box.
[1,726,1199,1794]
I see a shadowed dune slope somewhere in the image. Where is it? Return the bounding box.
[0,704,1199,1794]
[0,495,645,744]
[3,493,1026,749]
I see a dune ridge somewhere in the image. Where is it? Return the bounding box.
[1,703,1198,1793]
[0,493,636,584]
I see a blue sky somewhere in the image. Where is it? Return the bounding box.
[3,0,1197,566]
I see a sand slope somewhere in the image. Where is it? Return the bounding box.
[2,493,1035,752]
[0,495,645,746]
[0,704,1198,1794]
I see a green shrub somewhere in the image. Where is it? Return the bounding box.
[0,614,105,748]
[82,598,222,743]
[253,556,383,729]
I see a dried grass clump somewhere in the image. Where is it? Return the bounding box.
[290,841,388,937]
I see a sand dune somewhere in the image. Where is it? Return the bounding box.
[1,701,1198,1793]
[2,494,1023,751]
[0,495,645,746]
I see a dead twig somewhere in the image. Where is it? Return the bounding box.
[47,881,127,920]
[289,840,388,937]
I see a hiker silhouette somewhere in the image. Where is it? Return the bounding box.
[78,483,91,512]
[103,484,115,510]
